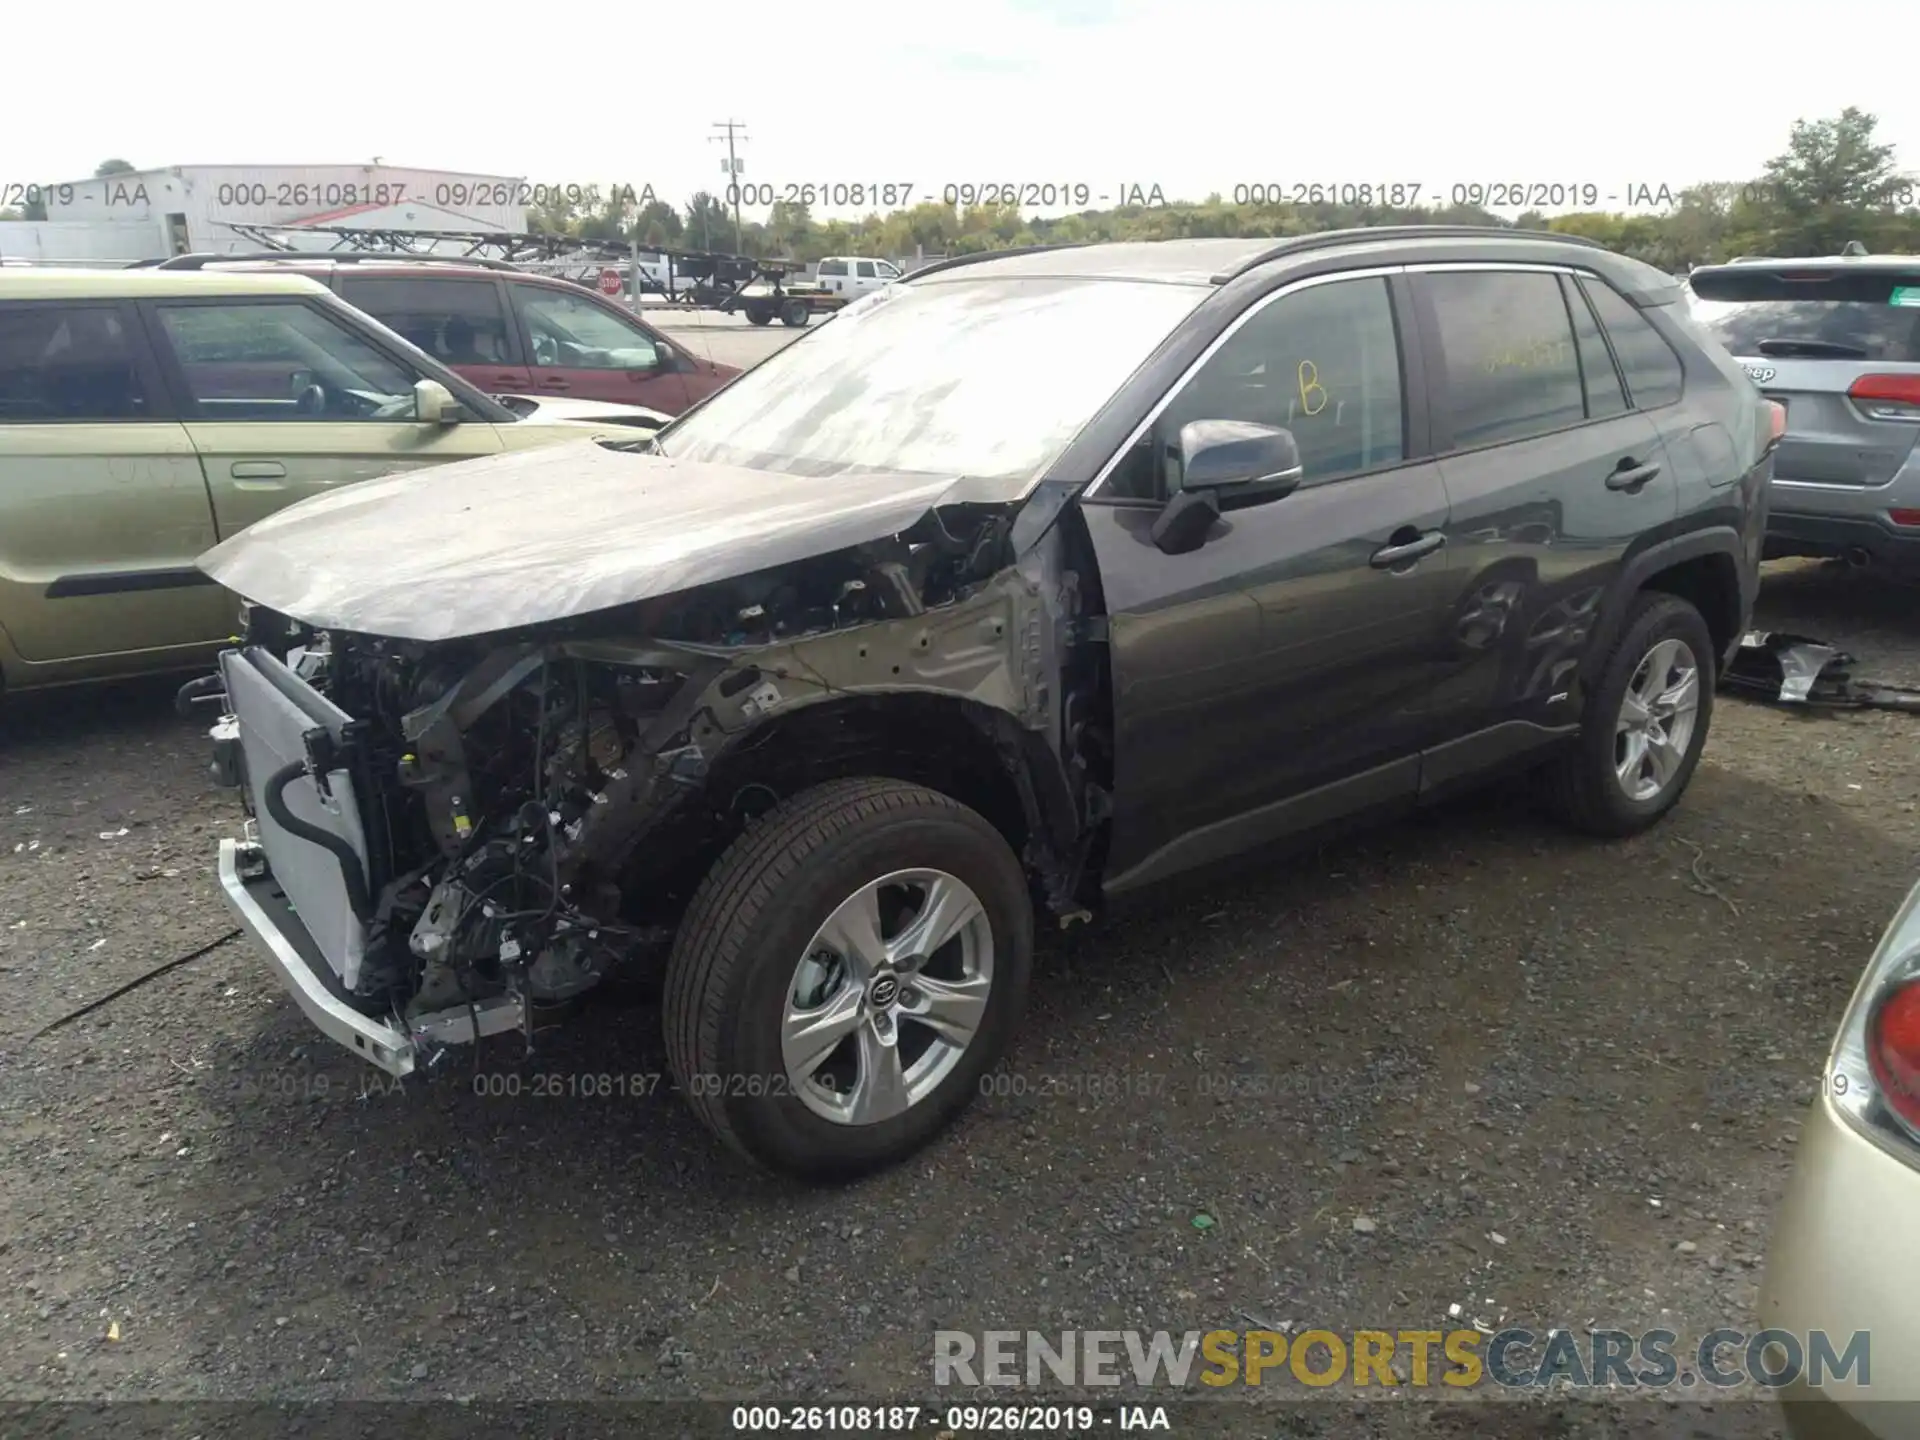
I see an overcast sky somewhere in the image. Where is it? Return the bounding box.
[10,0,1917,218]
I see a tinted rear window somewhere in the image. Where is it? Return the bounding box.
[1686,268,1920,362]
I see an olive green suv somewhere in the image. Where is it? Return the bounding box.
[0,267,666,696]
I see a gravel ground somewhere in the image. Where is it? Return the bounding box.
[3,559,1917,1433]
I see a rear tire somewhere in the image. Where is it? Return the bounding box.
[744,304,773,326]
[663,778,1032,1180]
[1546,591,1715,837]
[780,299,811,327]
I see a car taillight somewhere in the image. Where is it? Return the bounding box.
[1848,373,1920,421]
[1870,980,1920,1131]
[1764,399,1787,449]
[1890,509,1920,528]
[1829,877,1920,1161]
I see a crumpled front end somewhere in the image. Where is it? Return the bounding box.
[204,503,1095,1078]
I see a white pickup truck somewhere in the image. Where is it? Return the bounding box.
[813,255,902,299]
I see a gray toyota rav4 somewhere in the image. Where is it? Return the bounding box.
[197,226,1778,1179]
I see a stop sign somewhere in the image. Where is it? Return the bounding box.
[598,267,622,296]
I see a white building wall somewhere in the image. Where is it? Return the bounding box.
[0,219,167,265]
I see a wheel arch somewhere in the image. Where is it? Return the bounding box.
[616,691,1078,925]
[1584,527,1750,686]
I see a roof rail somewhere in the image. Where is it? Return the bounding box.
[1209,224,1611,284]
[904,243,1093,281]
[154,250,523,272]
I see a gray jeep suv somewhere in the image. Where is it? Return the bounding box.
[1688,250,1920,569]
[198,226,1777,1179]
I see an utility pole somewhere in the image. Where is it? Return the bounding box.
[710,119,747,254]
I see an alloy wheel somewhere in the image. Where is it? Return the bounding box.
[1614,637,1701,802]
[782,868,995,1125]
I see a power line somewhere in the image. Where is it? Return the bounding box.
[710,119,748,253]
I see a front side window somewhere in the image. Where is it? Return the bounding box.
[336,276,518,366]
[856,261,877,279]
[156,302,418,421]
[1426,270,1585,449]
[0,304,149,421]
[658,275,1210,484]
[1581,278,1685,408]
[513,286,657,370]
[1104,276,1406,500]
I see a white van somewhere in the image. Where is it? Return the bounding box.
[814,256,901,299]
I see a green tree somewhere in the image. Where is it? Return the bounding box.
[1755,107,1915,254]
[683,191,730,251]
[527,188,589,236]
[766,200,813,257]
[576,189,637,244]
[635,197,682,248]
[94,158,137,177]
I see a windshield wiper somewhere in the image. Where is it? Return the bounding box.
[1755,337,1870,359]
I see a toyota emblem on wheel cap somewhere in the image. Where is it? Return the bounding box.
[867,974,901,1008]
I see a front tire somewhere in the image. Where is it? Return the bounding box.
[664,778,1033,1179]
[1546,591,1715,837]
[780,298,811,327]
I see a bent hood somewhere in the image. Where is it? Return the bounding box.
[196,440,977,643]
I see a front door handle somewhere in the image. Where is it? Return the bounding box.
[538,377,570,389]
[230,461,287,479]
[1370,530,1446,569]
[1606,457,1662,491]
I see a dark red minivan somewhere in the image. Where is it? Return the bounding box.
[174,256,740,414]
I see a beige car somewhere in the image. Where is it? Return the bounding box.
[1761,872,1920,1435]
[0,267,665,696]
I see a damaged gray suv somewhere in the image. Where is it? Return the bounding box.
[198,227,1777,1178]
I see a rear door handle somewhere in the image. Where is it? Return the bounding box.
[1370,530,1446,568]
[230,461,286,480]
[538,378,570,390]
[1606,457,1662,491]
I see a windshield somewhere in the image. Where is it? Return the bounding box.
[658,276,1211,482]
[1686,270,1920,362]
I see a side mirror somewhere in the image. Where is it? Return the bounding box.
[414,378,459,425]
[1176,419,1303,505]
